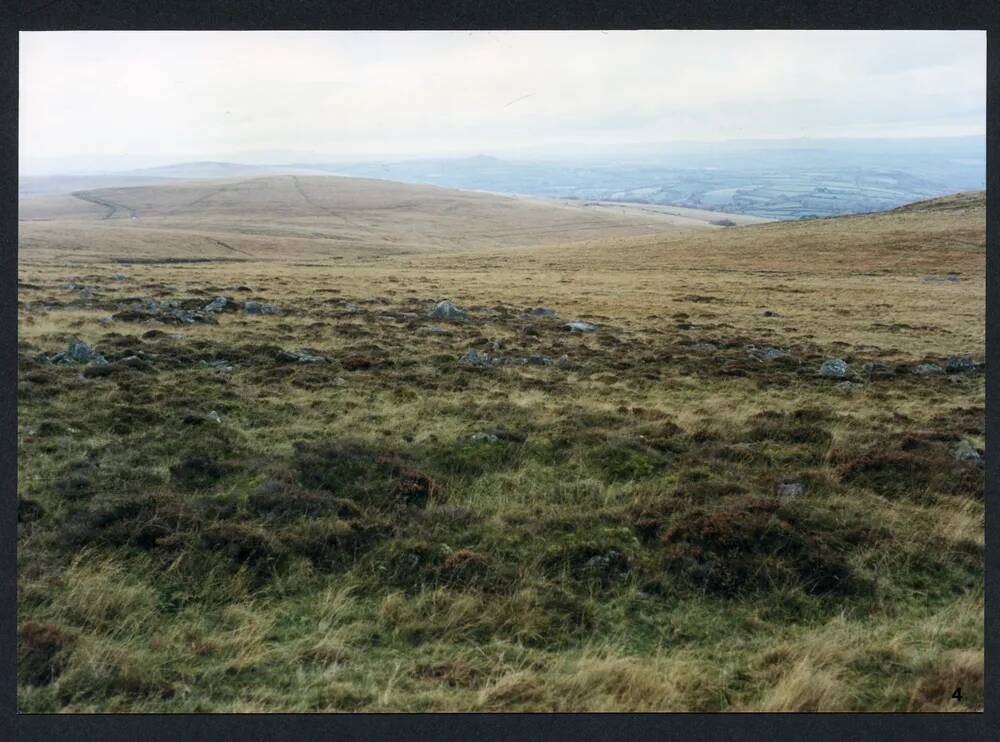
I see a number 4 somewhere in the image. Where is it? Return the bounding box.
[952,687,962,702]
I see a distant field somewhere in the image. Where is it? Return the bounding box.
[19,175,765,264]
[16,189,984,712]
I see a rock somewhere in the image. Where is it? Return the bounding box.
[747,346,788,361]
[66,339,107,365]
[429,299,467,320]
[206,410,222,424]
[110,273,127,281]
[762,310,783,317]
[275,349,326,363]
[675,322,704,330]
[922,274,962,284]
[819,359,849,377]
[776,480,805,497]
[459,349,492,367]
[525,307,559,318]
[945,356,975,373]
[911,363,944,375]
[564,320,597,332]
[524,355,551,366]
[954,441,984,466]
[834,381,864,392]
[556,355,572,368]
[204,296,229,313]
[469,428,525,444]
[244,301,279,315]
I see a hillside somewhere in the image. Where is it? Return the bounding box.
[16,188,984,712]
[18,175,768,264]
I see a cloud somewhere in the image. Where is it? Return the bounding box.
[19,30,986,171]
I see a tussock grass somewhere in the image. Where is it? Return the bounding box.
[16,192,984,711]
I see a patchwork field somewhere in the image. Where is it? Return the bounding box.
[16,184,985,712]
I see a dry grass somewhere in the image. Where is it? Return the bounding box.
[16,188,984,712]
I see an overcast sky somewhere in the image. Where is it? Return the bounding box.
[20,30,987,173]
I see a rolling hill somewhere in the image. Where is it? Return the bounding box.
[18,174,768,263]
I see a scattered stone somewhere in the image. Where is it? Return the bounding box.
[564,320,597,332]
[66,339,107,365]
[206,410,222,424]
[110,273,127,281]
[556,355,572,368]
[525,307,559,318]
[762,310,783,317]
[775,480,805,497]
[469,428,525,443]
[954,441,984,467]
[911,363,944,375]
[524,355,551,366]
[99,316,114,326]
[244,301,280,315]
[819,359,849,377]
[747,346,788,361]
[429,299,467,320]
[945,356,975,373]
[204,296,230,313]
[921,274,962,284]
[275,349,327,363]
[459,349,493,367]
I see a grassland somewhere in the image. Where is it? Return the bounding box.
[16,182,984,712]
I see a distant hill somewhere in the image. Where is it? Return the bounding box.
[18,174,766,262]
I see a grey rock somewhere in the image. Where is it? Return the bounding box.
[429,299,467,320]
[459,349,493,367]
[922,274,962,284]
[748,346,788,361]
[67,339,107,365]
[204,296,229,313]
[911,363,944,375]
[675,322,704,330]
[525,307,559,318]
[470,431,501,443]
[206,410,222,424]
[110,274,127,281]
[954,441,984,466]
[945,356,975,373]
[564,320,597,332]
[556,355,572,368]
[276,349,326,363]
[244,301,280,315]
[691,342,717,352]
[776,480,805,497]
[819,359,849,377]
[524,355,551,366]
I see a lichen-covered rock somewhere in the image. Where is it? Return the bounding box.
[945,356,975,373]
[819,359,849,377]
[911,363,944,375]
[429,300,467,320]
[564,320,597,332]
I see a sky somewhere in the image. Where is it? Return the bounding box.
[19,30,987,174]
